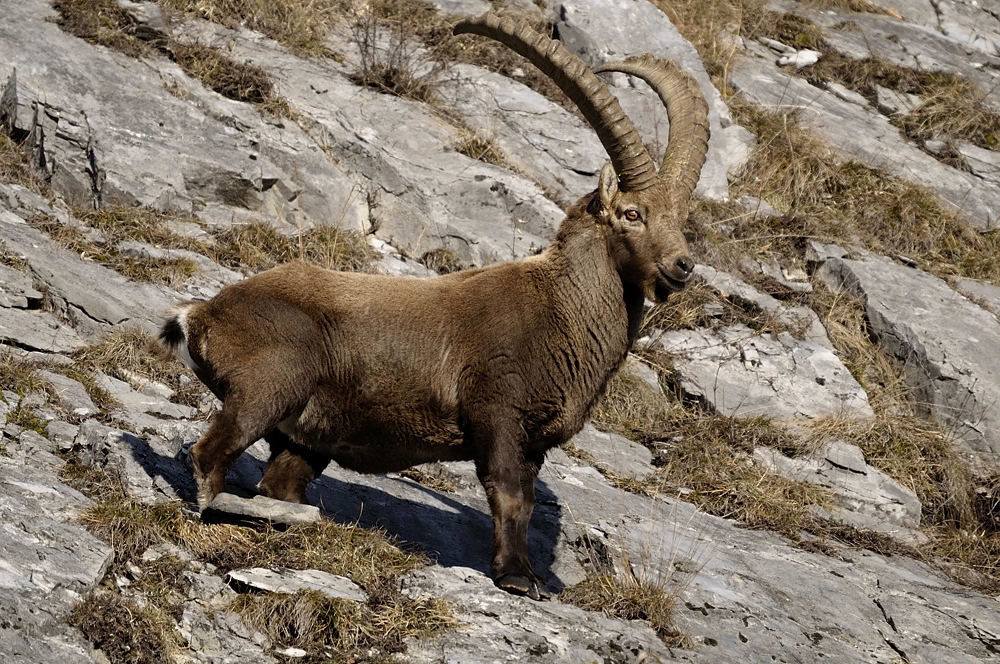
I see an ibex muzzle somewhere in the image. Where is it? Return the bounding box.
[159,12,709,601]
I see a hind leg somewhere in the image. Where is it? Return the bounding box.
[257,430,331,504]
[189,391,300,511]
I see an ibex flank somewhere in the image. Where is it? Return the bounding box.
[158,11,710,601]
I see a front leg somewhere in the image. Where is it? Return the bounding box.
[473,407,550,601]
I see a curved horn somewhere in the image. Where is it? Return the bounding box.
[595,55,710,200]
[454,12,658,192]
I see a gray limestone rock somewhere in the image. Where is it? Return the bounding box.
[203,493,321,527]
[754,441,922,535]
[875,84,922,115]
[555,0,754,201]
[94,372,195,419]
[438,64,606,204]
[566,423,654,481]
[953,276,1000,317]
[655,324,874,425]
[0,1,366,233]
[0,208,177,333]
[169,17,564,267]
[0,263,42,308]
[955,140,1000,184]
[37,370,99,416]
[45,420,80,452]
[225,567,367,602]
[693,265,831,349]
[820,254,1000,472]
[0,306,84,353]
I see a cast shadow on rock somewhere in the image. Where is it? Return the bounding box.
[119,434,567,591]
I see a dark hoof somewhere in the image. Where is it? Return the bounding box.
[495,573,551,601]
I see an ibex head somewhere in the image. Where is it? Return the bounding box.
[454,15,710,303]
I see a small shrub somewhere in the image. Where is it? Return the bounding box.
[350,0,443,103]
[561,567,685,647]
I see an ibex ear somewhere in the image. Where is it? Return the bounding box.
[598,162,618,212]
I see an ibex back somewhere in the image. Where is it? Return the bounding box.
[158,11,710,601]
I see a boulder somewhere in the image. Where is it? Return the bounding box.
[654,324,873,425]
[754,440,922,536]
[820,254,1000,471]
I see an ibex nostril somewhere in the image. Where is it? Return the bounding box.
[675,256,695,276]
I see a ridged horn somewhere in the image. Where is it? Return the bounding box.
[454,12,658,192]
[595,55,710,200]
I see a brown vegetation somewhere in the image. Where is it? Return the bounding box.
[0,134,48,195]
[210,222,376,274]
[160,0,348,58]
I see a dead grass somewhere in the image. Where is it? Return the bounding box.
[805,284,1000,592]
[399,465,458,492]
[0,133,48,195]
[160,0,348,58]
[63,453,455,661]
[561,566,685,647]
[68,592,176,664]
[30,218,199,286]
[448,126,510,168]
[73,327,207,409]
[233,588,453,663]
[0,354,48,396]
[52,0,156,58]
[803,51,1000,150]
[169,42,292,116]
[727,103,1000,285]
[418,247,466,275]
[210,221,376,274]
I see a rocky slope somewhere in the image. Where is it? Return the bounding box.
[2,0,1000,662]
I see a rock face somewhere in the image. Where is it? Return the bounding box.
[1,0,1000,662]
[655,325,873,425]
[755,441,923,536]
[821,254,1000,472]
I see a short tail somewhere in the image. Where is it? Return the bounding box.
[157,302,200,372]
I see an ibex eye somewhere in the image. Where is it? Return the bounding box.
[624,210,641,222]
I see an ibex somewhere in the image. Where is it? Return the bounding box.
[158,12,709,601]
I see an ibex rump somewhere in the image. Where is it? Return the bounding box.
[159,12,709,600]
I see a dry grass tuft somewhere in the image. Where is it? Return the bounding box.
[169,42,292,116]
[210,222,376,274]
[418,247,466,275]
[29,218,199,286]
[52,0,155,58]
[561,566,685,647]
[68,592,176,664]
[448,126,510,168]
[0,354,48,396]
[233,588,454,662]
[160,0,348,58]
[0,133,48,195]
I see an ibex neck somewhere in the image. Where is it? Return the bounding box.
[544,212,644,396]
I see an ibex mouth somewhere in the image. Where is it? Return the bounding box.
[654,264,688,301]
